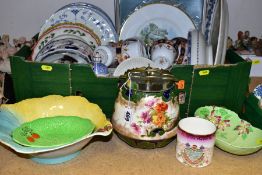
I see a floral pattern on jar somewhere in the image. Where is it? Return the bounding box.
[112,93,179,140]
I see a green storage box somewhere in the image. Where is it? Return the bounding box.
[11,47,252,120]
[242,94,262,129]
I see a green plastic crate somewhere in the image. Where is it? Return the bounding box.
[10,47,252,119]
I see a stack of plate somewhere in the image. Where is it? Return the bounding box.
[32,2,118,64]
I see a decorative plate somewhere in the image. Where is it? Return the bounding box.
[202,0,219,44]
[253,84,262,100]
[187,29,207,65]
[194,106,262,155]
[113,57,160,77]
[203,0,229,65]
[35,38,93,63]
[12,116,95,147]
[117,0,204,33]
[36,51,89,64]
[206,44,214,65]
[214,0,228,64]
[32,23,100,61]
[119,3,195,46]
[220,0,229,64]
[39,3,118,45]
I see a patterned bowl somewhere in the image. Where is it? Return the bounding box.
[0,95,112,164]
[194,106,262,155]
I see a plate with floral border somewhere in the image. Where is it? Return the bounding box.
[39,3,118,45]
[119,3,195,46]
[195,106,262,155]
[32,23,101,61]
[219,0,229,64]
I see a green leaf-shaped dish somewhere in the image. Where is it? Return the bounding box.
[12,116,95,148]
[195,106,262,155]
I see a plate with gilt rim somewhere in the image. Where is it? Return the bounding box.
[32,23,100,61]
[39,3,118,45]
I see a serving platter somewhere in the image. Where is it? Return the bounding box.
[119,3,195,46]
[39,3,118,45]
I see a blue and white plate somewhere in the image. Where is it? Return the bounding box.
[202,0,229,65]
[39,3,118,45]
[253,84,262,100]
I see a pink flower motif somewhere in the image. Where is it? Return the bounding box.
[141,111,151,124]
[217,119,230,131]
[145,100,155,108]
[234,120,252,135]
[131,123,141,135]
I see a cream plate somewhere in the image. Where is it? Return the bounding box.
[119,3,195,46]
[113,57,160,77]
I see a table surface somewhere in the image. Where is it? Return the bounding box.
[0,77,261,175]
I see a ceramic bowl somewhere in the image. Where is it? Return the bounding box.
[194,106,262,155]
[150,39,178,69]
[0,95,112,164]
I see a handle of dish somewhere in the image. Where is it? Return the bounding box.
[90,121,113,137]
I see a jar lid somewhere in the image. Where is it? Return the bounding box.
[120,66,178,92]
